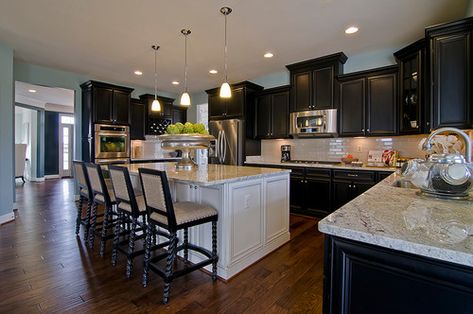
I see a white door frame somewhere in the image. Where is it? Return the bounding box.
[59,115,74,177]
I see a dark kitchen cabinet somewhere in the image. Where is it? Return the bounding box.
[255,86,290,139]
[324,236,473,314]
[172,107,187,124]
[130,98,145,140]
[338,66,398,137]
[139,94,175,135]
[394,39,427,134]
[332,170,376,210]
[206,81,263,120]
[81,81,133,127]
[286,52,347,112]
[426,17,473,130]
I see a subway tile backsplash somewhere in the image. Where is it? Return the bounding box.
[260,135,428,163]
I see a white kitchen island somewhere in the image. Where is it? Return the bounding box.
[124,163,291,280]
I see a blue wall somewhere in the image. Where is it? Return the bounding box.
[0,42,14,217]
[44,111,59,175]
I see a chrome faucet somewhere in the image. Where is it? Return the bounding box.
[422,127,472,163]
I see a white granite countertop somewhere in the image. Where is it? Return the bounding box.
[318,173,473,267]
[124,162,291,186]
[130,157,181,162]
[245,160,397,172]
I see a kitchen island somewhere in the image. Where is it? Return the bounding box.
[125,163,291,280]
[318,173,473,314]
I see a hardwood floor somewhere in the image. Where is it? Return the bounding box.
[1,179,325,313]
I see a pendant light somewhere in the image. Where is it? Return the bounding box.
[219,6,232,98]
[180,29,191,106]
[151,45,161,112]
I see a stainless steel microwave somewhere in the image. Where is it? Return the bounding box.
[289,109,337,137]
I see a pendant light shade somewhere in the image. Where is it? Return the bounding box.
[151,45,161,112]
[219,7,232,98]
[180,92,191,106]
[219,82,231,98]
[180,29,192,106]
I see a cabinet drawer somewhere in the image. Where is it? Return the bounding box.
[288,167,305,177]
[333,170,375,182]
[306,168,331,178]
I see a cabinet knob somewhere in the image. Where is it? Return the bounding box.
[349,184,352,188]
[300,180,304,183]
[367,128,370,132]
[361,128,365,132]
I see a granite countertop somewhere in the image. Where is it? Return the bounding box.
[130,157,181,162]
[318,172,473,267]
[124,162,291,186]
[245,160,397,172]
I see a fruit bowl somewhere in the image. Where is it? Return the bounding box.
[158,134,215,170]
[341,157,359,165]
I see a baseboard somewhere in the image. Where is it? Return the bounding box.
[29,177,45,182]
[0,212,15,225]
[45,175,60,180]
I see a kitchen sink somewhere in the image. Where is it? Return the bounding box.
[391,180,417,189]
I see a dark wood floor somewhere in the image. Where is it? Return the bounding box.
[1,179,325,313]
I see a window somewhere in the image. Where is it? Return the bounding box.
[61,115,74,124]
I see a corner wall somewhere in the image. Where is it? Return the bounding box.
[0,42,14,221]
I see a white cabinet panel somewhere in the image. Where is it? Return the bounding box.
[265,177,289,243]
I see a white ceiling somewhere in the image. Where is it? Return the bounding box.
[15,81,74,112]
[0,0,467,93]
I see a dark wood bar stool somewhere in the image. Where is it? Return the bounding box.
[85,163,119,256]
[108,165,149,278]
[138,168,219,304]
[72,161,93,240]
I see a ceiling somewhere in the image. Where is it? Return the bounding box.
[15,81,74,112]
[0,0,467,93]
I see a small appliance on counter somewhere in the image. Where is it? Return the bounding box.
[367,150,398,167]
[281,145,291,162]
[401,127,473,200]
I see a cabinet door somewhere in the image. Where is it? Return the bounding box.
[256,95,271,138]
[339,79,365,136]
[399,52,423,134]
[130,100,145,140]
[332,180,354,210]
[208,93,226,119]
[352,181,374,198]
[292,71,312,112]
[113,90,130,124]
[225,88,245,118]
[93,86,113,122]
[431,32,472,129]
[289,174,306,213]
[367,73,397,135]
[313,67,334,109]
[172,107,187,124]
[271,91,290,138]
[162,101,173,117]
[305,178,332,217]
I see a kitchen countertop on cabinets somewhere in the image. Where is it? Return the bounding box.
[245,160,397,172]
[318,172,473,267]
[130,157,181,163]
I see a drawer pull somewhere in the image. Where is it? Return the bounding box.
[347,174,358,177]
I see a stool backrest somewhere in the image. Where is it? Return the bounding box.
[73,161,92,200]
[85,163,112,206]
[138,168,177,231]
[109,165,139,217]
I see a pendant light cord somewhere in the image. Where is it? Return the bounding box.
[224,13,228,83]
[154,47,158,100]
[184,33,188,92]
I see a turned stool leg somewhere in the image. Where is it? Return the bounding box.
[126,216,137,278]
[212,221,218,281]
[163,232,177,304]
[84,201,92,241]
[88,202,98,248]
[112,211,121,266]
[183,228,189,261]
[75,195,84,235]
[100,206,111,257]
[143,222,153,287]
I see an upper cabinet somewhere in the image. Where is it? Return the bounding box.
[139,94,177,135]
[206,81,263,120]
[172,107,187,124]
[394,39,427,134]
[338,66,398,137]
[80,81,133,137]
[286,52,347,112]
[255,86,290,139]
[130,98,145,140]
[426,17,473,130]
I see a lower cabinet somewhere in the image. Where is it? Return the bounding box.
[324,236,473,314]
[332,170,376,209]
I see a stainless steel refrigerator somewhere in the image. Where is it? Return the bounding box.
[208,119,244,165]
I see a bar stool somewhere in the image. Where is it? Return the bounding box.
[85,163,119,256]
[138,168,219,304]
[72,161,93,240]
[108,165,149,278]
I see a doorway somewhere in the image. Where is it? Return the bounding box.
[59,115,74,177]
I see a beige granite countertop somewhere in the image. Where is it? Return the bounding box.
[245,160,397,172]
[124,162,291,186]
[318,173,473,267]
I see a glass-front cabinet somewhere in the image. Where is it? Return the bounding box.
[394,39,427,134]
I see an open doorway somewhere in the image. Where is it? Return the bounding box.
[15,81,75,183]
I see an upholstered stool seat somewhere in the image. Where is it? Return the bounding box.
[139,168,219,304]
[118,195,147,214]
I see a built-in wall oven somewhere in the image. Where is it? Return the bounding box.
[94,124,130,164]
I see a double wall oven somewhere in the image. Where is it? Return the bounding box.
[94,124,130,164]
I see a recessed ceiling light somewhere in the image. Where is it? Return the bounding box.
[172,81,180,85]
[134,70,143,76]
[264,52,274,58]
[345,26,359,34]
[209,69,218,74]
[28,89,37,93]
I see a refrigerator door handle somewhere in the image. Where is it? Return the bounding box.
[216,130,222,163]
[222,131,227,163]
[220,131,225,164]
